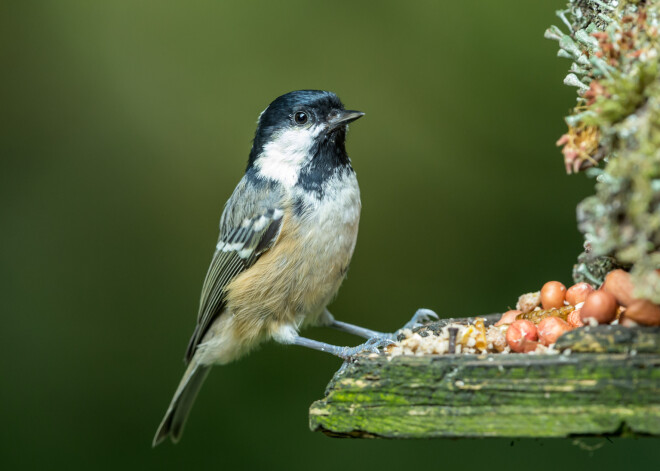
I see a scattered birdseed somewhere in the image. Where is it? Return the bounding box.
[516,291,541,313]
[387,270,658,357]
[386,320,530,357]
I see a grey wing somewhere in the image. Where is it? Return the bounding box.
[184,180,285,363]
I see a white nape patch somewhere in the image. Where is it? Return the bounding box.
[271,324,299,344]
[255,125,323,187]
[273,208,284,220]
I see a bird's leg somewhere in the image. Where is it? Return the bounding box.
[320,309,392,340]
[321,308,439,340]
[330,320,392,340]
[286,335,394,360]
[282,309,441,360]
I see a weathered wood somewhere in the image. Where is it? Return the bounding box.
[555,325,660,354]
[309,324,660,438]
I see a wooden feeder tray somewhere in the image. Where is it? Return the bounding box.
[309,315,660,438]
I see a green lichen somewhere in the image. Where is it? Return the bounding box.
[310,352,660,438]
[548,0,660,297]
[582,60,658,127]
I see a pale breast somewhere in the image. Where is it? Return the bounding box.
[224,171,361,336]
[296,172,361,317]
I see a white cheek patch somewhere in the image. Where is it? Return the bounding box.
[255,126,323,186]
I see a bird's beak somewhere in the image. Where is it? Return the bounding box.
[328,110,365,130]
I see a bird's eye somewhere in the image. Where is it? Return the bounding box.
[294,111,308,125]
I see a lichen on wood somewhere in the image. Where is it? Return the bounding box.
[309,324,660,438]
[547,0,660,294]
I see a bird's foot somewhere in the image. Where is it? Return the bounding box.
[398,308,439,332]
[338,337,395,360]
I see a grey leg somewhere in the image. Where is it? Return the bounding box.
[321,309,393,340]
[321,308,439,340]
[286,336,394,360]
[330,320,392,340]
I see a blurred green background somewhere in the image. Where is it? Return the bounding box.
[2,0,656,469]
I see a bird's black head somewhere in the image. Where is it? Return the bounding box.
[246,90,364,192]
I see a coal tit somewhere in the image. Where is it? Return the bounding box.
[153,90,406,446]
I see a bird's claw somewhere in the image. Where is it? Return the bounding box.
[399,308,439,331]
[335,309,439,360]
[339,336,395,360]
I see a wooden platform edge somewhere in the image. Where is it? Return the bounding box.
[309,326,660,439]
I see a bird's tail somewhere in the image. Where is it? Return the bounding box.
[152,359,211,447]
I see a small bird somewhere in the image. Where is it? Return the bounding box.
[153,90,431,447]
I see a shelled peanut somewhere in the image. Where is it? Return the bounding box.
[496,269,660,353]
[506,319,538,353]
[387,269,659,358]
